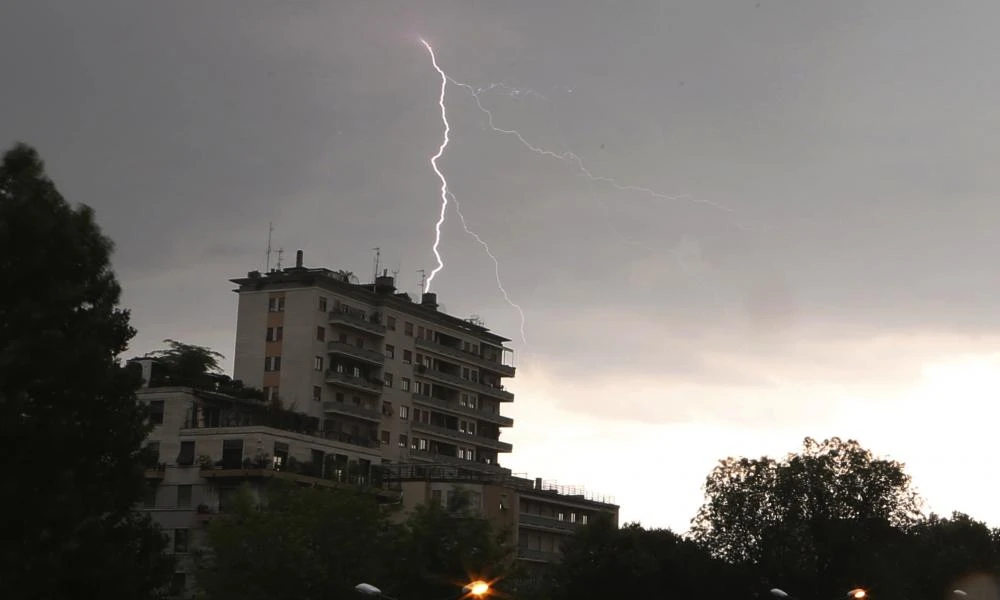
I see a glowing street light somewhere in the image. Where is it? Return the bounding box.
[849,589,867,600]
[770,590,791,599]
[464,580,491,597]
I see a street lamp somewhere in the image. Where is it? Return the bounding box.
[771,589,791,599]
[848,589,867,600]
[355,583,398,600]
[464,581,491,597]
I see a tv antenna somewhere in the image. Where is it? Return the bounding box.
[265,222,274,272]
[417,269,427,295]
[276,247,284,270]
[371,247,380,290]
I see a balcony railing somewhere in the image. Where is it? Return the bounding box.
[327,341,386,366]
[411,421,513,453]
[414,365,514,401]
[328,310,386,336]
[519,513,580,533]
[415,338,515,377]
[516,548,562,563]
[322,400,381,422]
[411,393,514,427]
[409,449,506,471]
[325,370,383,394]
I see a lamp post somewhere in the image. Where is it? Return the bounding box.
[464,581,491,598]
[355,583,398,600]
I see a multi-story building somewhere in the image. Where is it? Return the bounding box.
[230,251,516,471]
[384,464,620,564]
[132,374,400,597]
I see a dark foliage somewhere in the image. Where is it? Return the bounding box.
[0,143,173,598]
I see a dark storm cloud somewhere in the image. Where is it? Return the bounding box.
[4,0,1000,388]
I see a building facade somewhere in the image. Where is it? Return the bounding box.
[384,464,620,564]
[231,252,516,471]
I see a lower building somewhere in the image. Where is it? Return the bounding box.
[134,375,620,596]
[383,464,620,564]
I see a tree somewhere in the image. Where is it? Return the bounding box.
[145,338,225,379]
[391,488,512,600]
[691,437,922,600]
[0,143,173,597]
[196,481,399,600]
[904,512,1000,600]
[550,515,744,600]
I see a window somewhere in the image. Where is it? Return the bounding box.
[459,420,475,435]
[398,434,408,448]
[316,326,326,341]
[399,405,409,419]
[432,489,442,504]
[400,378,410,392]
[417,325,424,338]
[404,322,413,336]
[174,529,190,553]
[570,512,577,523]
[319,296,328,311]
[270,387,280,401]
[557,512,565,522]
[148,400,164,425]
[582,514,589,525]
[383,373,393,388]
[355,336,364,348]
[385,344,395,359]
[387,316,396,330]
[176,441,195,466]
[460,394,468,407]
[312,386,322,402]
[402,350,412,364]
[380,430,390,445]
[266,326,283,341]
[313,356,323,371]
[351,366,360,378]
[268,296,285,312]
[273,442,289,470]
[417,438,428,451]
[264,356,281,371]
[381,401,392,416]
[144,441,160,463]
[143,485,157,508]
[222,439,244,469]
[462,367,470,380]
[176,485,192,509]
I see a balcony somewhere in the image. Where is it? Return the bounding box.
[415,338,515,377]
[411,421,513,453]
[322,400,381,422]
[329,310,386,336]
[519,513,580,533]
[414,365,514,401]
[327,341,385,366]
[325,370,383,394]
[516,548,562,563]
[409,449,507,471]
[411,393,514,427]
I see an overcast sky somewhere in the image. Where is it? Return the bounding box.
[5,0,1000,529]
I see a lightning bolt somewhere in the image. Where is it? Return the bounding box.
[448,75,737,214]
[449,192,528,345]
[420,38,450,293]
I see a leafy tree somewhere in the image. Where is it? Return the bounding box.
[196,481,399,600]
[391,488,512,600]
[145,338,225,379]
[550,514,744,600]
[905,512,1000,600]
[0,143,173,597]
[691,437,922,600]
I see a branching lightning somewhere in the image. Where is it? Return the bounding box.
[449,192,528,344]
[420,38,450,293]
[448,75,737,214]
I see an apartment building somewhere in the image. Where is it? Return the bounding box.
[230,251,516,470]
[133,374,399,597]
[384,464,620,564]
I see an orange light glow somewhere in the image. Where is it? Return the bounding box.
[467,581,490,597]
[850,589,867,599]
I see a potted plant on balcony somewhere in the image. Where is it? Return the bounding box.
[197,454,214,470]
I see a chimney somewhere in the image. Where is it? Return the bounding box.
[534,477,543,490]
[295,250,303,268]
[375,273,396,294]
[421,292,438,310]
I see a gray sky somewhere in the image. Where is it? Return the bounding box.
[6,0,1000,528]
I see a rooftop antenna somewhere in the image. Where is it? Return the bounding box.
[276,247,284,270]
[417,269,427,297]
[372,247,380,291]
[265,222,274,272]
